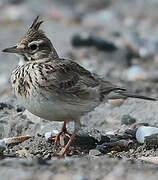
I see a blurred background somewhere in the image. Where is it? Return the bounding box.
[0,0,158,129]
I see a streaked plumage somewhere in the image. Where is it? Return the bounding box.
[2,16,156,157]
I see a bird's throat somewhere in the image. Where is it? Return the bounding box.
[16,54,28,66]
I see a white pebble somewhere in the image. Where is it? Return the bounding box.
[52,130,59,135]
[44,130,59,141]
[44,132,52,141]
[136,126,158,144]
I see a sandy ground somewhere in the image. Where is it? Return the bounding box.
[0,0,158,179]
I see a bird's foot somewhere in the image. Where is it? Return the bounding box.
[52,146,76,158]
[51,122,72,145]
[52,130,72,145]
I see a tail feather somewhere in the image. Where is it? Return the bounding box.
[107,90,156,101]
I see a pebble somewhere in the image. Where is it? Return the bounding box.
[44,130,59,141]
[44,132,53,141]
[97,139,133,154]
[136,126,158,144]
[145,133,158,146]
[89,149,101,156]
[121,115,136,125]
[0,102,12,110]
[71,33,118,52]
[109,99,125,107]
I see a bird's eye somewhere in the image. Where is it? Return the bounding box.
[29,44,38,51]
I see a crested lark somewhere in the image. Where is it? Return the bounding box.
[2,16,156,157]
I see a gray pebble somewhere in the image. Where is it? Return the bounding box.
[121,115,136,125]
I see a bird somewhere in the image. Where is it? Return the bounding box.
[2,16,156,157]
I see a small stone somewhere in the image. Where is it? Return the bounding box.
[129,149,134,154]
[121,115,136,125]
[145,133,158,146]
[43,153,51,160]
[109,99,125,107]
[89,149,101,156]
[131,123,149,129]
[136,126,158,144]
[44,130,59,141]
[0,102,12,110]
[44,132,52,141]
[16,148,29,157]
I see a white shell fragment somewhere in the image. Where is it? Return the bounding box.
[136,126,158,144]
[44,132,52,141]
[44,130,59,141]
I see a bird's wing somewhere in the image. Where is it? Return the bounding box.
[35,59,156,103]
[37,59,103,102]
[36,58,121,103]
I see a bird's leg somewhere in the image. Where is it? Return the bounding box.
[53,120,81,157]
[52,122,72,144]
[60,121,72,137]
[57,129,78,157]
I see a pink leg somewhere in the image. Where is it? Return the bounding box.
[52,122,72,144]
[53,120,80,157]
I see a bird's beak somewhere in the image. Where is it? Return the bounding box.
[2,46,25,54]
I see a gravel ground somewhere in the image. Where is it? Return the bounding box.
[1,0,158,180]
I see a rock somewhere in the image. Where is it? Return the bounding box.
[97,139,133,154]
[71,33,118,52]
[89,149,101,156]
[72,131,97,149]
[136,126,158,144]
[121,114,136,125]
[0,102,12,110]
[130,123,149,130]
[145,133,158,146]
[44,130,59,141]
[44,132,53,141]
[109,99,125,107]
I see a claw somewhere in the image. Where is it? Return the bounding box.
[51,121,79,157]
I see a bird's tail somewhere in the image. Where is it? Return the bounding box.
[107,90,156,101]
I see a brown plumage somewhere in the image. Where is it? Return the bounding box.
[2,16,156,157]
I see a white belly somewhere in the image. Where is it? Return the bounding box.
[17,93,100,122]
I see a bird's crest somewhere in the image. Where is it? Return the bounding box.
[18,16,45,45]
[28,16,43,33]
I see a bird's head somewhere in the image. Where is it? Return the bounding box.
[2,16,59,65]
